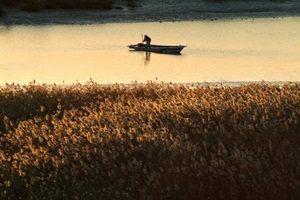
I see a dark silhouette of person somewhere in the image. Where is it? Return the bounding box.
[143,35,151,48]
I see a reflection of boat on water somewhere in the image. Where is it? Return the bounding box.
[128,43,187,54]
[145,51,151,61]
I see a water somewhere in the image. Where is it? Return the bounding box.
[0,17,299,85]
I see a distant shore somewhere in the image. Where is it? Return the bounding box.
[0,0,139,12]
[1,0,300,25]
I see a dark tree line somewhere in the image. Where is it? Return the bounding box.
[0,0,139,12]
[0,0,294,12]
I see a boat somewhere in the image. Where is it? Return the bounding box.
[128,43,187,54]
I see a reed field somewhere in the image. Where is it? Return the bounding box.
[0,81,299,200]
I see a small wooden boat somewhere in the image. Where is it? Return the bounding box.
[128,43,187,54]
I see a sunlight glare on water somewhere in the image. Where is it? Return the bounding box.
[0,17,299,84]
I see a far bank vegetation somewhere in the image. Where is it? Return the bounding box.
[0,0,139,12]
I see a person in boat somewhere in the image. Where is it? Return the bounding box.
[143,35,151,48]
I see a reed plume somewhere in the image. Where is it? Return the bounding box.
[0,81,299,199]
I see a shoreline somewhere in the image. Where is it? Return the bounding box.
[1,80,299,88]
[1,3,300,26]
[2,14,300,27]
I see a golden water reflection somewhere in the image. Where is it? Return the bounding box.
[0,17,299,85]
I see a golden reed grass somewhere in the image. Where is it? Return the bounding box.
[0,81,299,199]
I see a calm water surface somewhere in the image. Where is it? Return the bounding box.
[0,17,299,84]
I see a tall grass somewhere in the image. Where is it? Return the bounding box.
[0,82,299,199]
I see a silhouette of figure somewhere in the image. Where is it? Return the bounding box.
[143,35,151,48]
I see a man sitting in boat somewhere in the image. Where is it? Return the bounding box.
[143,35,151,48]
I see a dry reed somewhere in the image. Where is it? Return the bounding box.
[0,81,299,199]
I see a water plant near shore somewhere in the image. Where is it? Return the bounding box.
[0,82,299,199]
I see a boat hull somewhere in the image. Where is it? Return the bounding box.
[128,43,186,54]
